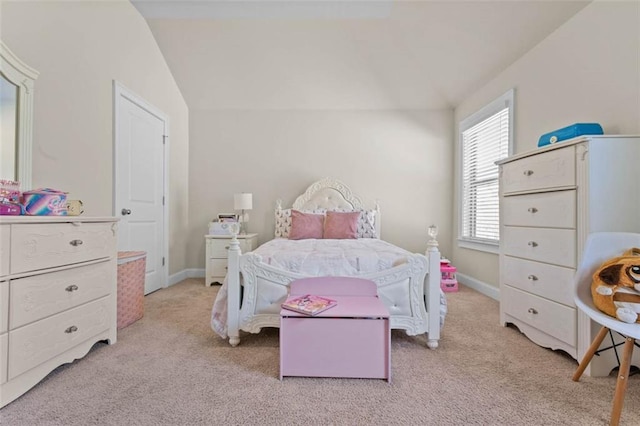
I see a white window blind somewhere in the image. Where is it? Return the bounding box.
[461,106,510,244]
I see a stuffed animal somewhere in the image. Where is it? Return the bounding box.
[591,248,640,323]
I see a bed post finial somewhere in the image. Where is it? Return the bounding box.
[276,199,282,212]
[427,224,439,252]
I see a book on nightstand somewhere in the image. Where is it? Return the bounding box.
[281,294,337,316]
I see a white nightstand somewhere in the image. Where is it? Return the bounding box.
[205,233,258,286]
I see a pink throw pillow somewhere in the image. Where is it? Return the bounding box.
[289,210,324,240]
[323,211,359,239]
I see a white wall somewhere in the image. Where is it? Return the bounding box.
[188,108,453,268]
[0,0,190,274]
[453,1,640,289]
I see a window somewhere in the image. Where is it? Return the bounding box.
[458,89,514,253]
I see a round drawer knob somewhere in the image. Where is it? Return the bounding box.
[528,308,538,315]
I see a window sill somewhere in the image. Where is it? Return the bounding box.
[457,238,500,255]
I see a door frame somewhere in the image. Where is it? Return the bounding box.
[112,80,169,291]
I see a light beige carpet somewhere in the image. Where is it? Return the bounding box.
[2,279,640,425]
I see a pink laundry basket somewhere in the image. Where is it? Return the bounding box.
[117,251,146,329]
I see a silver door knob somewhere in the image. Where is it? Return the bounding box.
[121,208,132,216]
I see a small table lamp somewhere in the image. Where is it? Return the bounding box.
[234,193,253,235]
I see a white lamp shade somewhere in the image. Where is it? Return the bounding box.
[234,193,253,210]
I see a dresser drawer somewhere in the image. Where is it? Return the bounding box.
[502,285,576,347]
[10,260,114,329]
[209,259,228,277]
[11,222,116,274]
[0,333,7,385]
[8,296,112,380]
[0,281,7,334]
[502,256,575,306]
[503,226,576,268]
[0,225,9,277]
[501,146,575,194]
[502,190,576,229]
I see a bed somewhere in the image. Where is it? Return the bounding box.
[210,178,445,349]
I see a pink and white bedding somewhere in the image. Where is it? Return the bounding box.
[211,238,447,338]
[251,238,412,275]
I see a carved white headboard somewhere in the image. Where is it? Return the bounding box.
[275,177,381,238]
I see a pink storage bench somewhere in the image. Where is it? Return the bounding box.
[280,277,390,382]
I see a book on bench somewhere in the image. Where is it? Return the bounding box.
[281,294,337,316]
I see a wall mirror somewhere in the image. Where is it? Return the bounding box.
[0,41,38,190]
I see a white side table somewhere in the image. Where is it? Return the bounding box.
[205,233,258,286]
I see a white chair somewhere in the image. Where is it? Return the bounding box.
[572,232,640,426]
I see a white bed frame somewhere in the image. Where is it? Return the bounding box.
[226,178,442,349]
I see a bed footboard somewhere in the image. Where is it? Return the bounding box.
[227,236,443,349]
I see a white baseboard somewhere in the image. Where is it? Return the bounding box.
[168,268,205,287]
[457,272,500,301]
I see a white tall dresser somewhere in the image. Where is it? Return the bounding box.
[0,216,118,407]
[497,135,640,376]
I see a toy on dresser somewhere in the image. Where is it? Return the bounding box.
[0,179,24,215]
[592,248,640,323]
[0,183,76,216]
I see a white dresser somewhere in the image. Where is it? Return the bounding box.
[205,233,258,286]
[0,216,118,407]
[497,135,640,376]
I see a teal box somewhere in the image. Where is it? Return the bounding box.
[538,123,603,147]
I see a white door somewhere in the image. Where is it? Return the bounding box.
[114,82,167,294]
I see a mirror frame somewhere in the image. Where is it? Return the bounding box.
[1,41,38,190]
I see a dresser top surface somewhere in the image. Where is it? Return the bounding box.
[0,216,118,224]
[496,134,640,166]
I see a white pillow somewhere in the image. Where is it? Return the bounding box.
[357,209,377,238]
[274,208,292,238]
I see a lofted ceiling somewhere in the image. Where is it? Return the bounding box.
[133,0,591,110]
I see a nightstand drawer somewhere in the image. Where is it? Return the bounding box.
[209,259,228,277]
[501,146,575,194]
[205,234,258,287]
[208,240,231,258]
[502,285,576,347]
[502,190,576,229]
[503,226,576,268]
